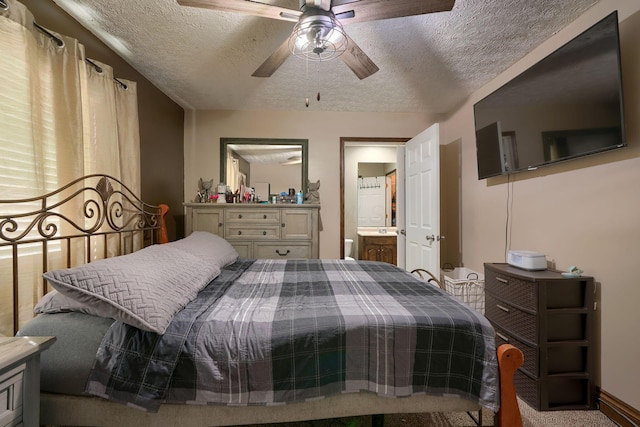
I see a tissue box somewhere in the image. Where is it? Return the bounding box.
[507,250,546,271]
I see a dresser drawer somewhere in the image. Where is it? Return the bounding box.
[225,209,280,223]
[485,293,537,344]
[254,243,312,259]
[494,326,538,376]
[225,226,280,240]
[228,241,252,258]
[485,268,537,311]
[514,369,592,411]
[0,364,24,427]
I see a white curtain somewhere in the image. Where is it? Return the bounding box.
[0,0,141,335]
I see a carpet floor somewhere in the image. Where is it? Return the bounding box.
[239,398,616,427]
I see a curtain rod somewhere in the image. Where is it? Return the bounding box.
[85,58,129,90]
[2,1,129,90]
[20,12,129,90]
[33,21,64,47]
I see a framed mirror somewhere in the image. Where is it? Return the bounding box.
[220,138,309,199]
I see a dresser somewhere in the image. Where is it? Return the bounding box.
[0,336,56,427]
[484,263,596,411]
[185,203,320,259]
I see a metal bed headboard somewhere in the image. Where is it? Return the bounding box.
[0,174,167,335]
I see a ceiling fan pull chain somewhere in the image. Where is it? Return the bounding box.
[304,55,310,107]
[316,61,321,103]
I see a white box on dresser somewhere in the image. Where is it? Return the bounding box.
[184,203,320,259]
[0,336,55,427]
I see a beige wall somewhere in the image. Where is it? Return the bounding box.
[441,0,640,411]
[250,162,301,196]
[184,110,437,258]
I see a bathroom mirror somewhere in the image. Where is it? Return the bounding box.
[220,138,309,197]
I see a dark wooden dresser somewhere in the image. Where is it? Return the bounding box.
[484,263,596,411]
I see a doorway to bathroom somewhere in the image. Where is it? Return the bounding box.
[339,137,462,271]
[340,138,407,265]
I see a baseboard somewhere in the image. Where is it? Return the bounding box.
[598,388,640,427]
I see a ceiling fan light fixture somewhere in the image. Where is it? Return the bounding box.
[289,8,347,62]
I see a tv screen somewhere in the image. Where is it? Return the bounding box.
[474,11,626,180]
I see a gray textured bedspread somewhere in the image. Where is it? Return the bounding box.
[86,259,499,413]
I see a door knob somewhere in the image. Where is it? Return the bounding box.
[426,235,435,242]
[399,229,406,236]
[437,235,445,241]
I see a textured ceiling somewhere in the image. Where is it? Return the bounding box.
[51,0,599,114]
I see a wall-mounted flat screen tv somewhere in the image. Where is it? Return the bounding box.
[474,11,626,180]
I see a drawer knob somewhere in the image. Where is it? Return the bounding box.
[237,231,242,235]
[263,214,267,219]
[281,223,285,227]
[238,214,243,219]
[218,223,222,227]
[263,231,267,236]
[276,249,290,256]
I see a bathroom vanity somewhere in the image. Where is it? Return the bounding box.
[357,229,397,265]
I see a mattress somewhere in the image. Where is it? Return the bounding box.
[17,312,113,395]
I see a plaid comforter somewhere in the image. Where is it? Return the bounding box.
[86,259,499,413]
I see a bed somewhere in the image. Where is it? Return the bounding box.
[1,174,523,427]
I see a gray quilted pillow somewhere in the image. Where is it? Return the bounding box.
[43,244,220,334]
[170,231,239,268]
[34,289,111,318]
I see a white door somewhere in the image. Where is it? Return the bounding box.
[396,146,406,269]
[357,177,385,226]
[405,123,441,275]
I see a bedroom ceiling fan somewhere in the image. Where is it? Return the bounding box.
[177,0,456,80]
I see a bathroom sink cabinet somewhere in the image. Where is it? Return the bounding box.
[358,235,397,265]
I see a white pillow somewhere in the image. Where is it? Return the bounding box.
[43,244,220,334]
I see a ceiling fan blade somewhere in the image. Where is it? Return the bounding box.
[333,0,455,24]
[340,34,379,80]
[177,0,302,22]
[252,37,292,77]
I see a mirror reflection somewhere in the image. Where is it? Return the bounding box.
[220,138,308,201]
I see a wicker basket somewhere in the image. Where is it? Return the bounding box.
[442,267,485,313]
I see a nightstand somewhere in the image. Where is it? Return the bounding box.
[0,336,56,427]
